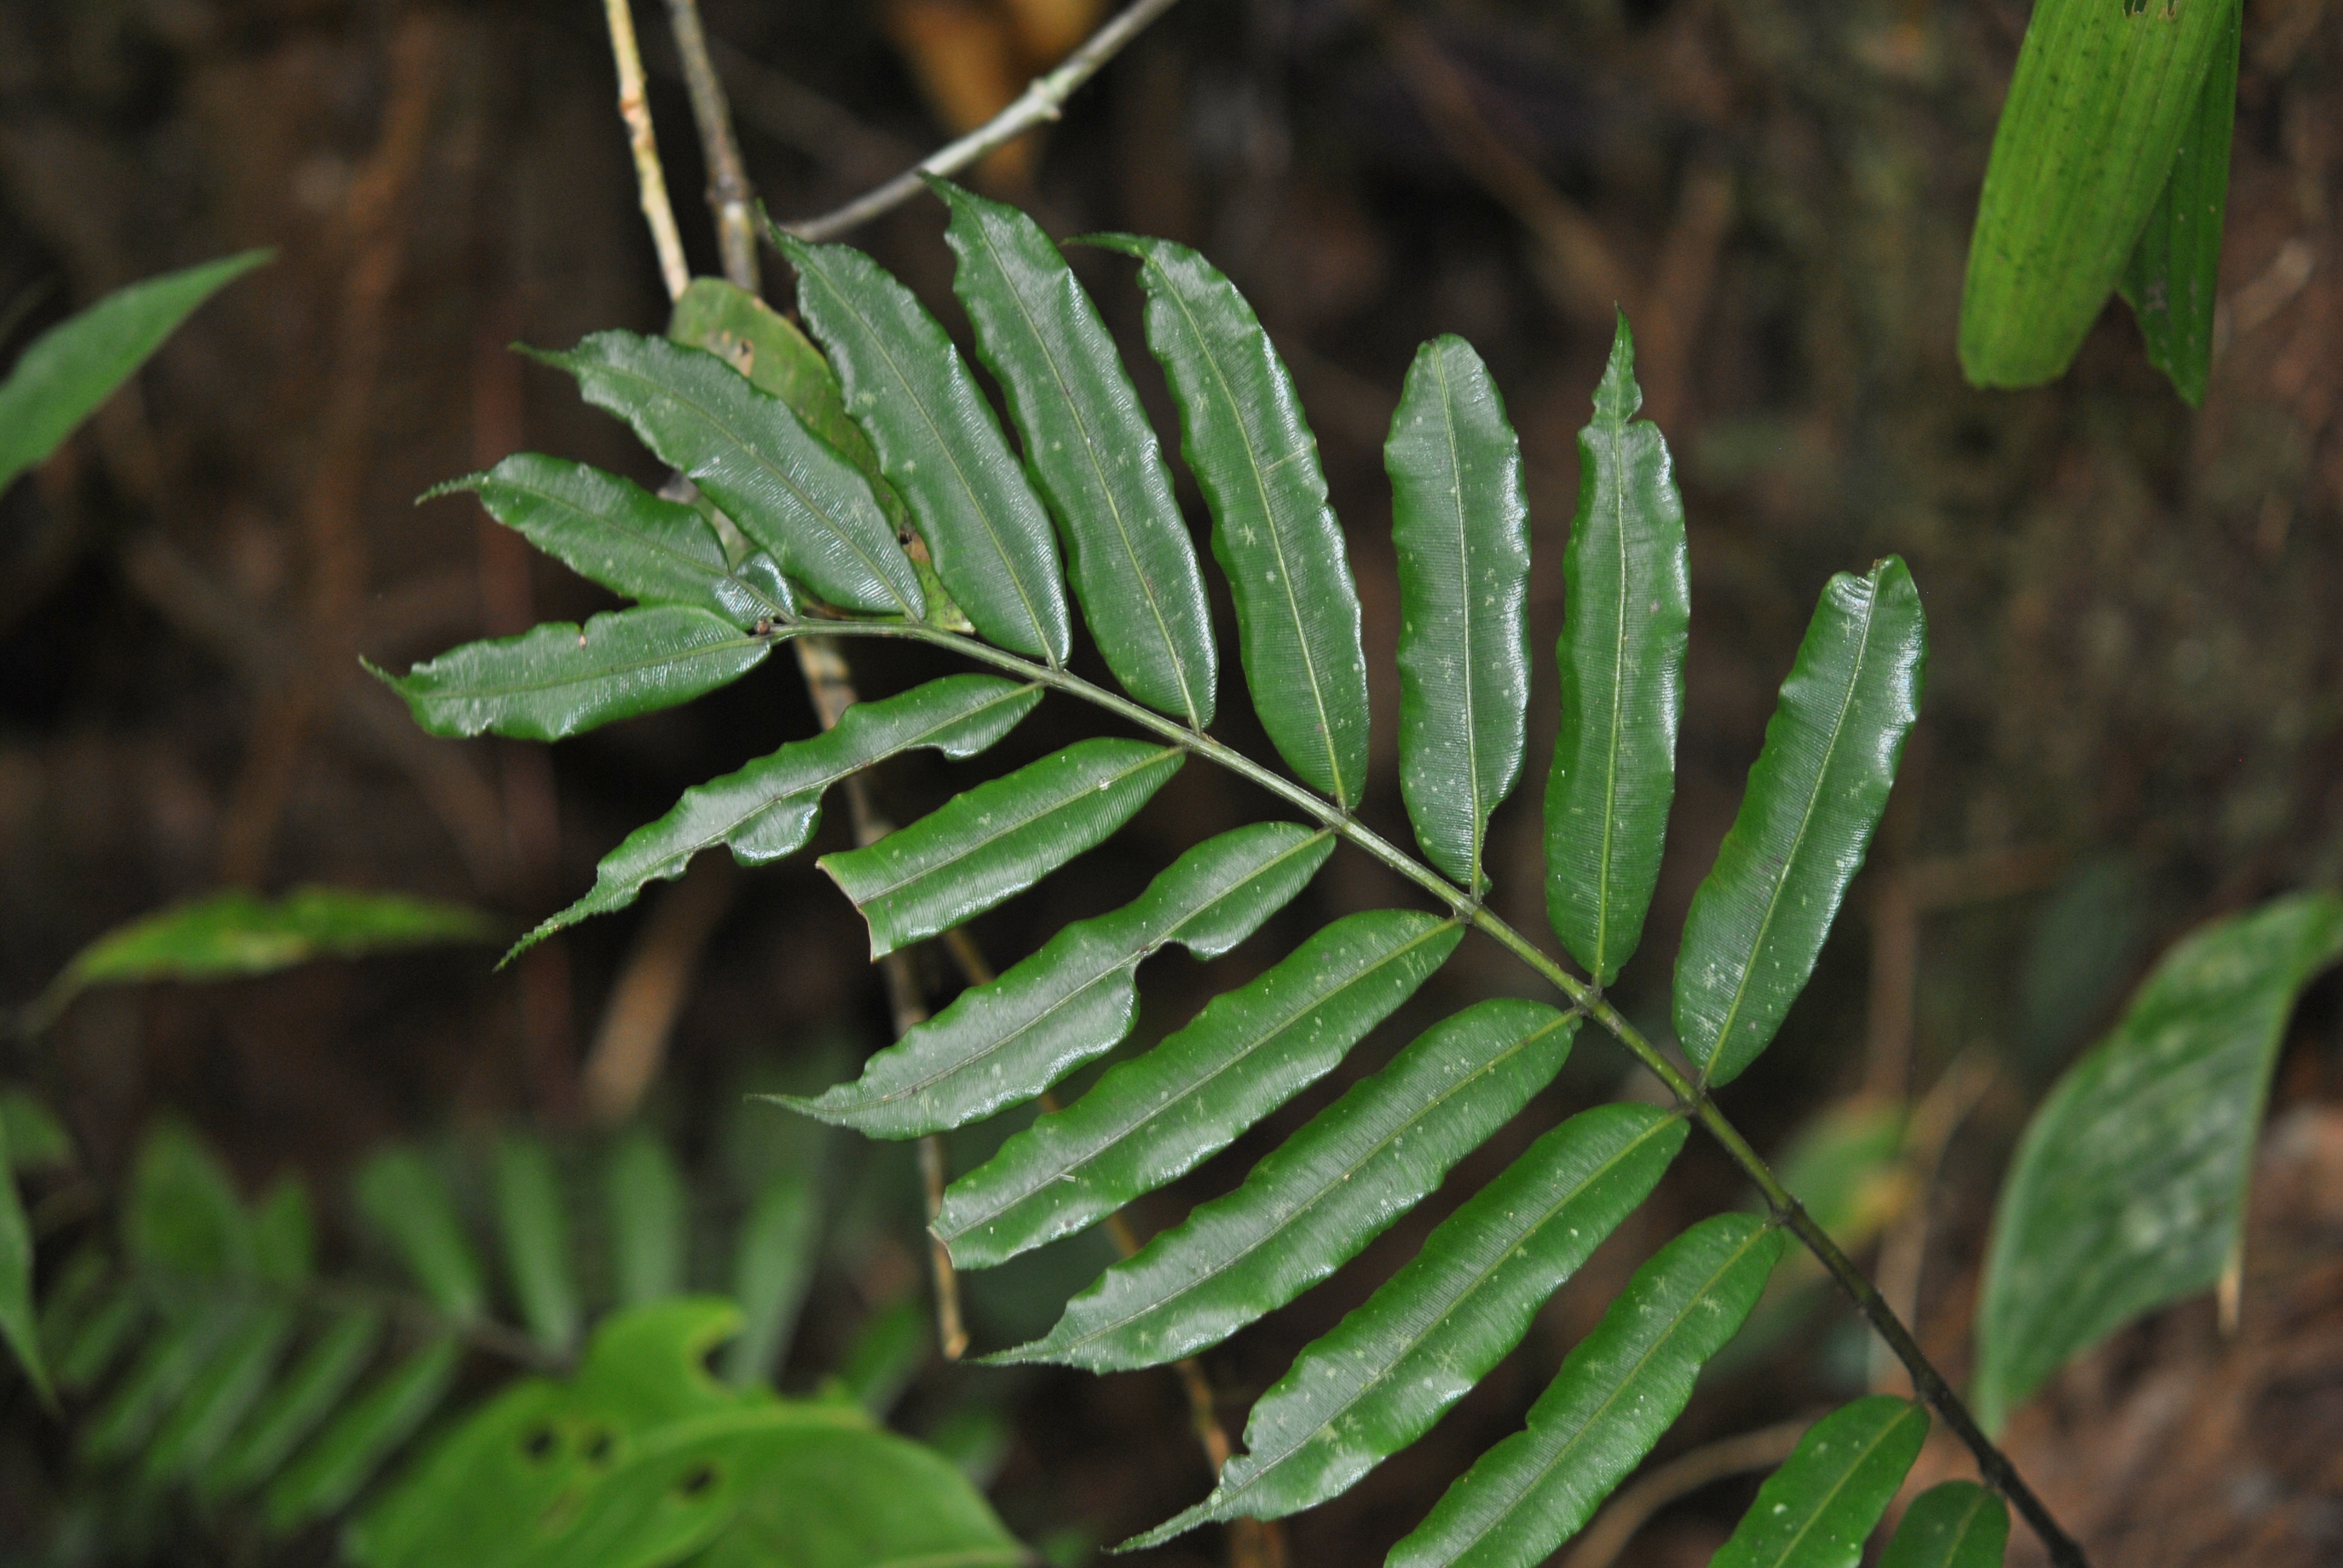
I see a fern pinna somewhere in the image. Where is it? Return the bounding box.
[382,181,2056,1566]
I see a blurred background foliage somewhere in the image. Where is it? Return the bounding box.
[1,0,2341,1563]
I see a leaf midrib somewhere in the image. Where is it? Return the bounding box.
[1594,406,1633,978]
[426,627,763,701]
[1429,347,1488,890]
[1741,1410,1918,1568]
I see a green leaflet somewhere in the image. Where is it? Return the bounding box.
[607,1130,688,1307]
[1135,1105,1686,1544]
[441,455,792,629]
[1712,1396,1929,1568]
[0,249,270,492]
[203,1307,384,1500]
[495,1135,579,1354]
[779,234,1071,661]
[264,1335,462,1531]
[0,1119,45,1403]
[1880,1482,2010,1568]
[837,1296,928,1416]
[2,1090,73,1171]
[998,999,1580,1373]
[934,180,1219,727]
[380,606,771,742]
[1973,891,2343,1431]
[83,1307,238,1462]
[790,824,1334,1138]
[1544,317,1689,985]
[1389,1214,1783,1568]
[819,737,1183,958]
[2115,0,2240,408]
[254,1178,315,1285]
[140,1303,295,1483]
[1093,233,1372,807]
[125,1123,254,1282]
[1959,0,2238,388]
[1388,334,1531,893]
[937,910,1461,1269]
[539,331,923,617]
[719,1172,819,1388]
[356,1149,485,1323]
[1674,559,1924,1089]
[517,675,1042,956]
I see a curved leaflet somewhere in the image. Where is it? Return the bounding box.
[1711,1396,1928,1568]
[1135,1105,1685,1544]
[788,824,1334,1138]
[935,180,1218,727]
[1881,1482,2010,1568]
[1093,233,1371,806]
[1675,558,1924,1088]
[937,910,1463,1267]
[996,999,1579,1372]
[779,234,1069,661]
[1545,316,1689,984]
[516,675,1042,955]
[1391,1214,1783,1568]
[819,738,1183,958]
[537,331,923,617]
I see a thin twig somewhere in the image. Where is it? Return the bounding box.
[580,854,736,1123]
[661,0,759,291]
[774,0,1187,243]
[603,0,691,299]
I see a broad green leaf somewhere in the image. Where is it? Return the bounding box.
[0,1119,45,1403]
[1712,1396,1929,1568]
[1880,1481,2010,1568]
[1387,334,1530,892]
[1093,233,1372,807]
[125,1123,254,1284]
[254,1176,315,1285]
[28,887,493,1031]
[780,234,1072,662]
[1,1089,74,1169]
[2115,0,2240,407]
[789,823,1332,1138]
[720,1172,819,1388]
[1675,559,1925,1088]
[934,180,1218,727]
[1959,0,2238,388]
[0,250,270,492]
[140,1302,295,1483]
[82,1305,242,1462]
[1136,1105,1686,1543]
[495,1134,579,1354]
[836,1295,927,1416]
[520,675,1041,955]
[608,1130,689,1307]
[1389,1214,1784,1568]
[203,1307,384,1500]
[379,604,770,742]
[438,454,793,627]
[264,1334,461,1530]
[939,910,1461,1267]
[1973,891,2343,1431]
[539,331,923,616]
[819,738,1183,958]
[998,999,1580,1372]
[1544,317,1689,984]
[356,1148,485,1323]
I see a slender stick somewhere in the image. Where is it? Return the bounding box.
[768,615,2091,1568]
[661,0,759,291]
[774,0,1186,242]
[602,0,691,299]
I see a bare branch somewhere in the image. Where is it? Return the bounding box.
[661,0,760,291]
[602,0,691,300]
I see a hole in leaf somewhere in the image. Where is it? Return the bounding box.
[520,1425,557,1462]
[581,1428,615,1466]
[675,1461,721,1499]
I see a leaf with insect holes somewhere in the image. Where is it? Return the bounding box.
[819,738,1183,958]
[934,179,1218,727]
[1093,233,1372,806]
[789,824,1334,1139]
[996,1000,1579,1373]
[938,909,1463,1267]
[1711,1396,1928,1568]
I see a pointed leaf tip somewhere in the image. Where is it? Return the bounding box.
[1592,311,1642,422]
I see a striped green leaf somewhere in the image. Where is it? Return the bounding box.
[720,1172,820,1389]
[1675,558,1924,1089]
[379,606,770,742]
[1712,1396,1928,1568]
[938,910,1462,1267]
[494,1134,578,1355]
[607,1131,688,1307]
[1136,1104,1685,1543]
[1390,1214,1783,1568]
[538,331,923,617]
[202,1307,384,1500]
[1974,891,2343,1431]
[2115,0,2240,408]
[788,824,1333,1139]
[934,179,1218,727]
[1880,1482,2010,1568]
[438,455,793,628]
[1544,316,1689,984]
[264,1335,461,1531]
[519,675,1041,955]
[1387,334,1531,892]
[996,999,1579,1373]
[779,235,1070,661]
[140,1302,295,1483]
[819,737,1183,958]
[356,1149,485,1323]
[1093,234,1371,807]
[1959,0,2238,388]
